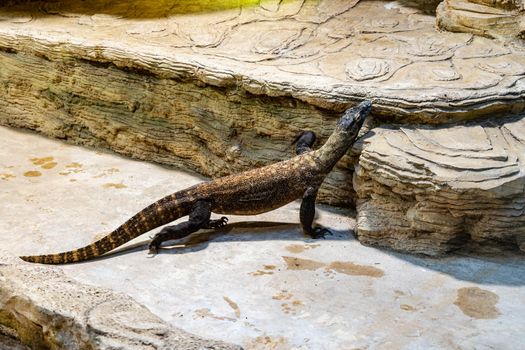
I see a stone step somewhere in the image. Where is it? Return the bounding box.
[0,256,240,350]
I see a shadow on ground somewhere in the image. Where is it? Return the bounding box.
[95,220,525,287]
[95,220,352,259]
[392,250,525,287]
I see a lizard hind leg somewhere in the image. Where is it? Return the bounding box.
[148,200,213,254]
[203,216,228,229]
[293,131,317,155]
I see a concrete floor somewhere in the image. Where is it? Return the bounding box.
[1,126,524,350]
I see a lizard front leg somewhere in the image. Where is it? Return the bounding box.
[148,200,227,253]
[300,186,331,239]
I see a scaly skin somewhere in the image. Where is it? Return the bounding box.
[20,101,372,264]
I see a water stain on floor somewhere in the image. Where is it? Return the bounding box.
[250,270,274,276]
[246,335,289,350]
[285,243,320,253]
[282,256,325,271]
[400,304,416,312]
[326,261,384,278]
[454,287,500,319]
[272,290,293,301]
[0,173,15,180]
[394,290,406,297]
[281,299,303,315]
[41,162,57,169]
[66,162,83,168]
[93,167,120,178]
[223,296,240,318]
[29,156,53,165]
[249,264,277,276]
[23,170,42,177]
[282,256,384,278]
[60,162,84,176]
[30,156,57,170]
[194,308,236,322]
[103,182,127,189]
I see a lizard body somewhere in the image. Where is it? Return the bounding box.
[20,101,372,264]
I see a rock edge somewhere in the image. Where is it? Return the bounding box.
[0,255,241,350]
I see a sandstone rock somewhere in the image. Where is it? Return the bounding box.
[437,0,525,40]
[0,254,241,350]
[0,1,524,207]
[0,334,29,350]
[0,0,523,121]
[355,114,525,255]
[0,0,524,254]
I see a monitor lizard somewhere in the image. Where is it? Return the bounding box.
[20,100,372,264]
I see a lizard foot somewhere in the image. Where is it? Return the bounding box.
[205,216,229,229]
[311,226,331,239]
[148,239,160,255]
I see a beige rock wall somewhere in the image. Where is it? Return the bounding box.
[1,0,524,123]
[355,115,525,255]
[1,0,524,208]
[0,0,524,255]
[0,49,357,206]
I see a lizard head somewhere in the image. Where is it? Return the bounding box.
[337,100,372,134]
[316,100,372,172]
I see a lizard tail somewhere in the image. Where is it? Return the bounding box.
[20,191,194,264]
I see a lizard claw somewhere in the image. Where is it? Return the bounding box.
[206,216,229,229]
[148,240,160,255]
[217,216,229,228]
[311,226,331,239]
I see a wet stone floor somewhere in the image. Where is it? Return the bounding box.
[1,126,524,350]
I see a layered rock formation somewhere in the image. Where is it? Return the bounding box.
[437,0,524,40]
[0,0,524,255]
[0,0,523,121]
[0,254,241,350]
[1,0,524,208]
[355,115,525,255]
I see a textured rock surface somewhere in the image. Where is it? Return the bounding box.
[1,0,524,121]
[2,126,525,349]
[1,0,524,252]
[437,0,525,40]
[0,48,357,205]
[1,1,524,207]
[355,114,525,255]
[0,254,241,350]
[0,334,29,350]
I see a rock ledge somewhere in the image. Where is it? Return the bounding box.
[0,255,241,350]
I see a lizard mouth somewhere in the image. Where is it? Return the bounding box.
[338,100,372,131]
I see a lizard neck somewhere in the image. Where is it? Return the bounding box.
[315,127,359,173]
